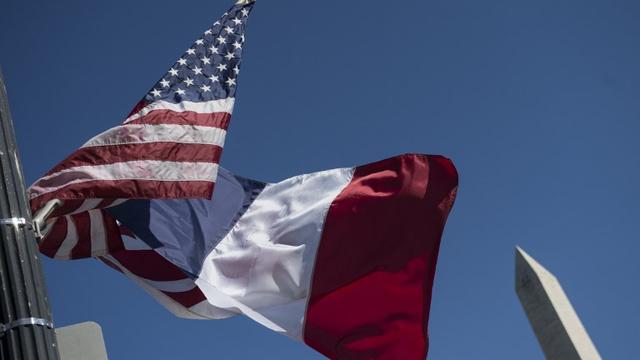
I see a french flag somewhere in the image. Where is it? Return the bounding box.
[105,153,458,359]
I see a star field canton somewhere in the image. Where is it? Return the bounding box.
[146,7,250,104]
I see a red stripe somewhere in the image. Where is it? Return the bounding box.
[111,250,189,281]
[70,212,92,259]
[161,286,207,308]
[304,154,458,360]
[126,110,230,128]
[38,217,68,258]
[31,180,214,214]
[44,142,223,177]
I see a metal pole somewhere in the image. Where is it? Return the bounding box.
[0,68,60,359]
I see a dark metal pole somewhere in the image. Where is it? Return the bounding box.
[0,68,59,359]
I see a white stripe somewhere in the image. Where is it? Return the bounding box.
[81,124,226,148]
[89,210,108,256]
[196,166,355,340]
[188,301,238,320]
[30,161,219,199]
[74,199,104,213]
[143,277,197,293]
[124,98,235,124]
[54,216,78,260]
[107,199,127,208]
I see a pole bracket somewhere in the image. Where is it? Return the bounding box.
[31,199,64,240]
[0,200,64,240]
[0,317,54,338]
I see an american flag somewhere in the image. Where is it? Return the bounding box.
[29,1,255,317]
[29,1,254,215]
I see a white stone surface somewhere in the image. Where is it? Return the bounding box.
[515,247,601,360]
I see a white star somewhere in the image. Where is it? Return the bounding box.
[213,21,221,26]
[232,18,242,25]
[160,79,170,88]
[225,77,236,87]
[216,63,228,72]
[200,85,211,92]
[232,41,242,50]
[224,26,234,34]
[175,88,186,96]
[177,58,187,66]
[195,39,204,45]
[233,66,240,75]
[184,78,194,86]
[186,48,196,56]
[225,52,235,60]
[204,29,213,35]
[193,66,203,75]
[201,57,211,65]
[241,34,246,42]
[241,8,249,17]
[209,75,219,82]
[151,89,162,97]
[209,46,219,54]
[168,68,179,76]
[216,36,227,44]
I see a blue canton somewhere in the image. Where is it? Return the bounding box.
[144,3,253,104]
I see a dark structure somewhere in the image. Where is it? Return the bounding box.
[0,68,59,359]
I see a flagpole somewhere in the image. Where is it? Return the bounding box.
[0,68,60,359]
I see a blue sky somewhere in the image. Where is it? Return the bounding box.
[1,0,639,358]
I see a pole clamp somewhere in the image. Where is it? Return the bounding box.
[0,217,35,236]
[0,217,28,227]
[0,317,54,337]
[0,217,41,238]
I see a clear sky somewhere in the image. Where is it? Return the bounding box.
[1,0,638,358]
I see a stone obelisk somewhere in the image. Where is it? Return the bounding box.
[515,247,601,360]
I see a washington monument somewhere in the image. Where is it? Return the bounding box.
[515,247,601,360]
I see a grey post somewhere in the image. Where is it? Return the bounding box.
[0,68,60,359]
[515,247,601,360]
